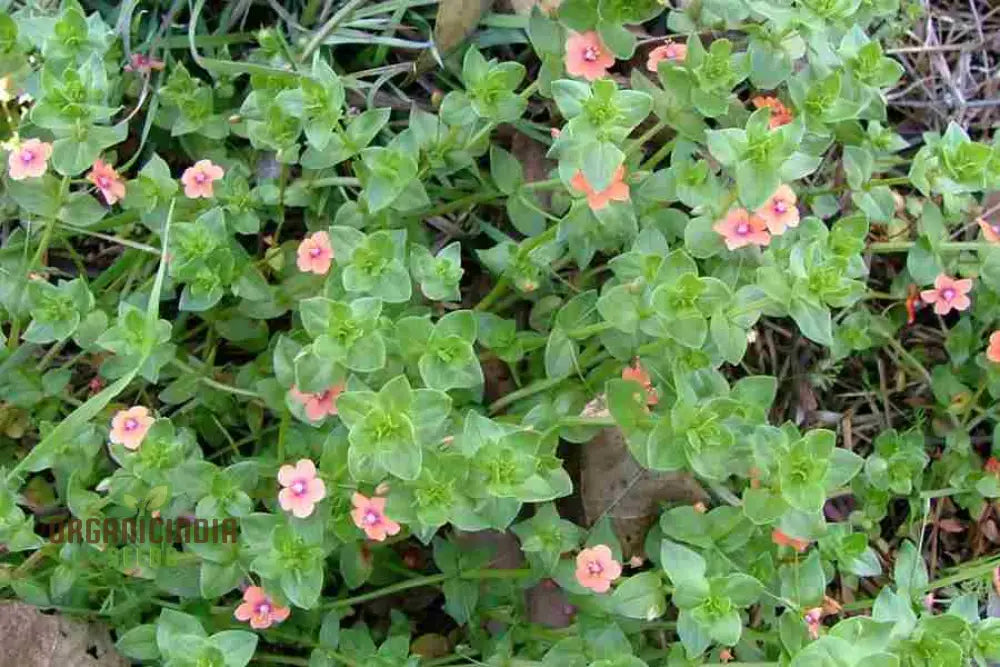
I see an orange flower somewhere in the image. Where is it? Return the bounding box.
[289,384,344,421]
[277,459,326,519]
[180,159,224,198]
[979,217,1000,243]
[905,284,919,325]
[565,32,615,81]
[234,586,290,630]
[575,545,622,593]
[570,165,630,211]
[351,492,401,542]
[752,96,793,128]
[754,184,799,235]
[646,41,687,72]
[109,406,154,450]
[296,231,333,275]
[771,529,810,553]
[804,607,823,639]
[621,362,658,406]
[87,159,126,205]
[124,53,165,73]
[919,274,973,316]
[986,457,1000,476]
[988,331,1000,363]
[713,208,770,250]
[8,138,52,180]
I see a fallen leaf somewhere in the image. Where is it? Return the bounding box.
[526,579,573,628]
[413,0,495,76]
[580,427,707,559]
[411,633,451,659]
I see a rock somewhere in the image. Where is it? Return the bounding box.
[0,602,128,667]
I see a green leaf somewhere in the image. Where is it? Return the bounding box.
[545,327,577,379]
[660,539,707,587]
[116,624,161,661]
[789,295,832,346]
[339,541,373,590]
[893,540,928,598]
[612,572,667,620]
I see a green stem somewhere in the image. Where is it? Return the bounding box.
[424,190,502,217]
[323,568,532,610]
[168,358,261,399]
[559,416,616,428]
[252,655,310,666]
[869,176,909,187]
[868,240,994,253]
[523,178,562,191]
[567,321,613,339]
[639,138,676,173]
[489,377,565,414]
[625,119,668,158]
[306,176,362,188]
[884,337,933,386]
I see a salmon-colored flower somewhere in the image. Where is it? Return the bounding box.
[181,159,224,199]
[988,457,1000,476]
[8,138,52,180]
[988,331,1000,363]
[905,284,920,325]
[771,529,810,553]
[646,41,687,72]
[109,406,154,451]
[565,32,615,81]
[87,159,126,205]
[575,545,621,593]
[979,218,1000,243]
[277,459,326,518]
[804,607,823,639]
[622,362,658,406]
[234,586,290,629]
[296,231,333,275]
[713,208,770,250]
[752,96,794,128]
[289,384,344,421]
[920,274,973,315]
[570,165,630,211]
[754,184,799,235]
[124,53,165,73]
[351,492,401,542]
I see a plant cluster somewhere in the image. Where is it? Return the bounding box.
[4,0,1000,666]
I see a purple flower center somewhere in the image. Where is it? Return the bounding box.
[587,560,603,575]
[583,46,599,62]
[291,480,307,496]
[194,171,207,184]
[773,200,787,214]
[363,509,380,526]
[942,288,955,301]
[97,176,110,189]
[309,246,322,257]
[124,417,139,431]
[256,602,271,616]
[20,150,34,164]
[735,222,750,235]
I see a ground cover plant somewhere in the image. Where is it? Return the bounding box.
[5,0,1000,665]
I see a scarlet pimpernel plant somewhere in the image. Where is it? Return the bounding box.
[4,1,1000,666]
